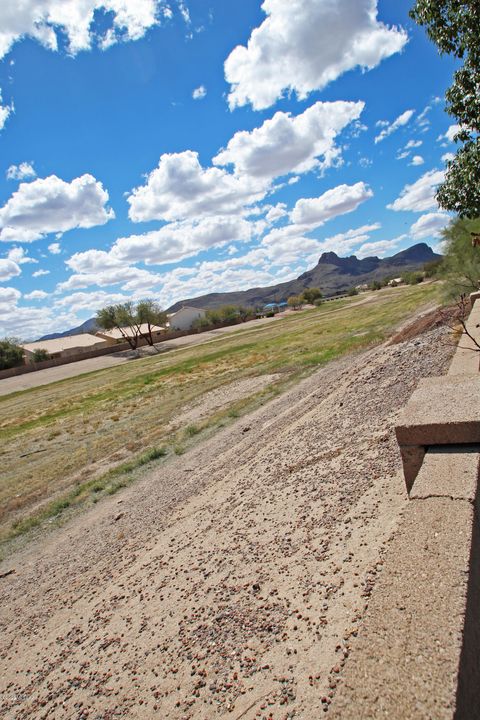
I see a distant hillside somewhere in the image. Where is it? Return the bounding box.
[38,243,440,340]
[38,317,99,341]
[167,242,441,312]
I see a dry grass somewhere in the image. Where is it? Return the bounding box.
[0,282,442,548]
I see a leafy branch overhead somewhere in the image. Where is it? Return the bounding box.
[410,0,480,217]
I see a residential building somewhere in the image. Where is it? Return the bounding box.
[22,334,109,363]
[168,307,206,331]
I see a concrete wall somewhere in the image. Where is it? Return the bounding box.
[331,297,480,719]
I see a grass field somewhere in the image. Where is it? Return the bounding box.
[0,282,442,552]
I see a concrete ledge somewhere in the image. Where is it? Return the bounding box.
[331,447,480,719]
[332,505,475,716]
[396,376,480,446]
[411,446,480,504]
[396,376,480,490]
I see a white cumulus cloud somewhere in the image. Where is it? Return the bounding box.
[192,85,206,100]
[410,212,450,240]
[0,258,21,281]
[410,155,424,166]
[24,289,48,300]
[388,169,444,213]
[104,216,256,267]
[0,0,167,60]
[48,242,61,254]
[127,151,267,223]
[214,101,364,180]
[6,162,36,180]
[0,285,21,308]
[438,124,461,144]
[374,109,414,143]
[355,239,399,258]
[316,223,382,255]
[32,269,50,277]
[0,89,12,131]
[291,182,373,226]
[224,0,407,110]
[0,174,114,243]
[6,246,37,264]
[54,290,133,312]
[405,139,422,149]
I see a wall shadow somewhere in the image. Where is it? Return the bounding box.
[454,486,480,719]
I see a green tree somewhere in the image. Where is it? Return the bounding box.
[287,295,302,309]
[96,299,166,350]
[423,258,444,277]
[205,308,222,326]
[302,287,322,304]
[237,306,251,322]
[32,348,50,363]
[441,215,480,297]
[401,271,424,285]
[410,1,480,216]
[219,305,239,323]
[136,299,167,345]
[347,286,359,296]
[96,304,137,349]
[0,338,24,370]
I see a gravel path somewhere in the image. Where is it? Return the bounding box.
[0,326,454,720]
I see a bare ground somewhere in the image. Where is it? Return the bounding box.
[0,325,454,720]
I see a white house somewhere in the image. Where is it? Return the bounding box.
[22,334,109,363]
[168,307,206,331]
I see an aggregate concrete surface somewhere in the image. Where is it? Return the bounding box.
[0,325,454,720]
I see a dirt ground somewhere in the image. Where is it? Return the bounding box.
[0,323,454,720]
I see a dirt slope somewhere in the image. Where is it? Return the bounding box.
[0,325,453,720]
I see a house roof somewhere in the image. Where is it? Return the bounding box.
[96,323,164,340]
[22,333,105,354]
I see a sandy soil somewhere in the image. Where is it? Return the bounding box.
[0,325,454,720]
[171,374,282,428]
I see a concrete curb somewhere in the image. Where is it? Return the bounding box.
[331,298,480,719]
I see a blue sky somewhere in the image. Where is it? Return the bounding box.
[0,0,459,339]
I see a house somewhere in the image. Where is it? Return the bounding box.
[22,333,109,363]
[95,323,165,345]
[168,307,206,331]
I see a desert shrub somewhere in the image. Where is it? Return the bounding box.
[402,271,424,285]
[32,348,50,362]
[0,337,24,370]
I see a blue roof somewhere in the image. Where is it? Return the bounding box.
[264,301,288,308]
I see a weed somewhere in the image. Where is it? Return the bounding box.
[185,424,200,437]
